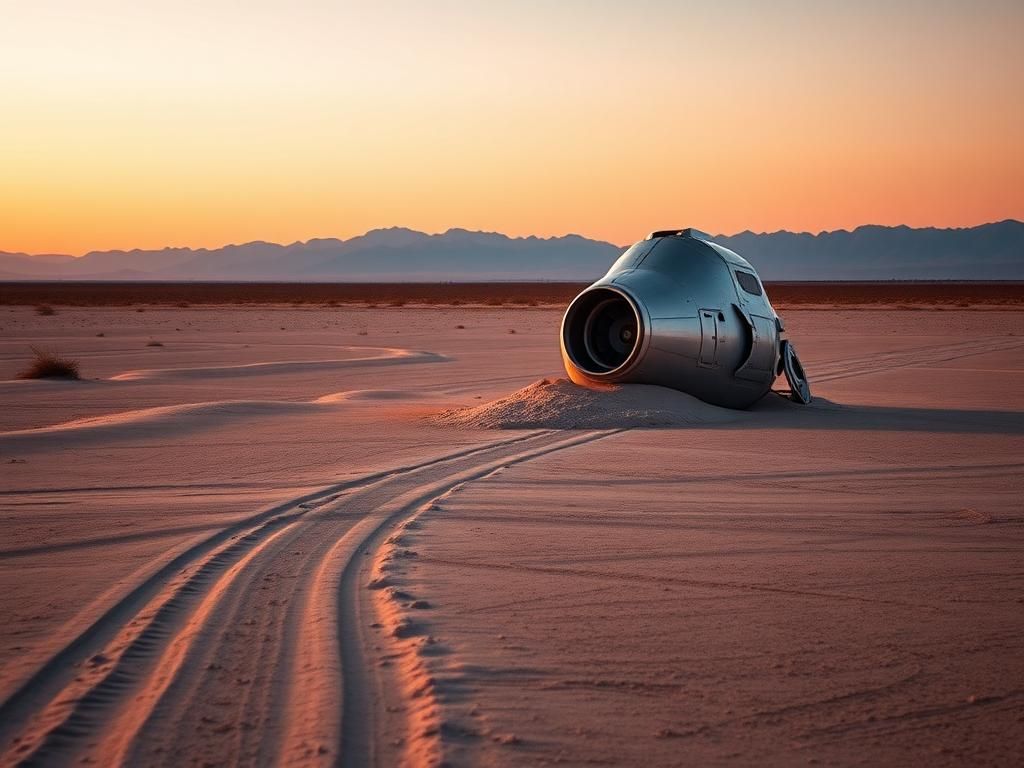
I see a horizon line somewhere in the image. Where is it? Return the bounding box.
[6,218,1021,260]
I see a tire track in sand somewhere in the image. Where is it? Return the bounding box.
[285,429,623,768]
[0,430,552,766]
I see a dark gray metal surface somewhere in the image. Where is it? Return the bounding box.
[782,340,812,404]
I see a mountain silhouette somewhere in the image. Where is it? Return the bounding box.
[1,221,1021,281]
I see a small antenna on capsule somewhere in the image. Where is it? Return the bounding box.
[645,228,711,241]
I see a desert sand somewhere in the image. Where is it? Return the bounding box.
[1,303,1022,766]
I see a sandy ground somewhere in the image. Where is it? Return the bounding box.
[0,304,1022,767]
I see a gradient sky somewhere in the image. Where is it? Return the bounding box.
[2,0,1022,254]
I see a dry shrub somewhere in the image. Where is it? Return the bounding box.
[146,340,164,347]
[35,305,56,316]
[455,324,466,329]
[18,346,80,380]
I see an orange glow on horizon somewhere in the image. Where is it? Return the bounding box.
[1,1,1022,256]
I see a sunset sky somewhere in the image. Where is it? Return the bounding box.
[2,0,1022,255]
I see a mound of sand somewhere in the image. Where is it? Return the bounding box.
[432,378,743,429]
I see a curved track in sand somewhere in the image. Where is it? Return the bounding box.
[809,336,1024,384]
[110,348,446,381]
[0,429,620,767]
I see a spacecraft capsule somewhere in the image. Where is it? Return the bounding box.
[560,228,811,408]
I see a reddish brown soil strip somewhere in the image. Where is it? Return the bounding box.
[1,281,1022,307]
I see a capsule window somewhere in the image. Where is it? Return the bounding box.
[735,270,762,296]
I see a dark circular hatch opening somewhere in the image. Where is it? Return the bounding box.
[564,288,641,374]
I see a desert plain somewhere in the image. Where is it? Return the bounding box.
[1,291,1022,767]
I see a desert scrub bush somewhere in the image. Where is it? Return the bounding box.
[18,347,80,380]
[35,304,56,316]
[146,340,164,347]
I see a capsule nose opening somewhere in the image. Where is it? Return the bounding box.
[564,288,641,374]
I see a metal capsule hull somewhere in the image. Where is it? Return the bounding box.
[561,228,798,410]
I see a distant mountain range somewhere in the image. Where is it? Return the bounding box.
[1,221,1022,281]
